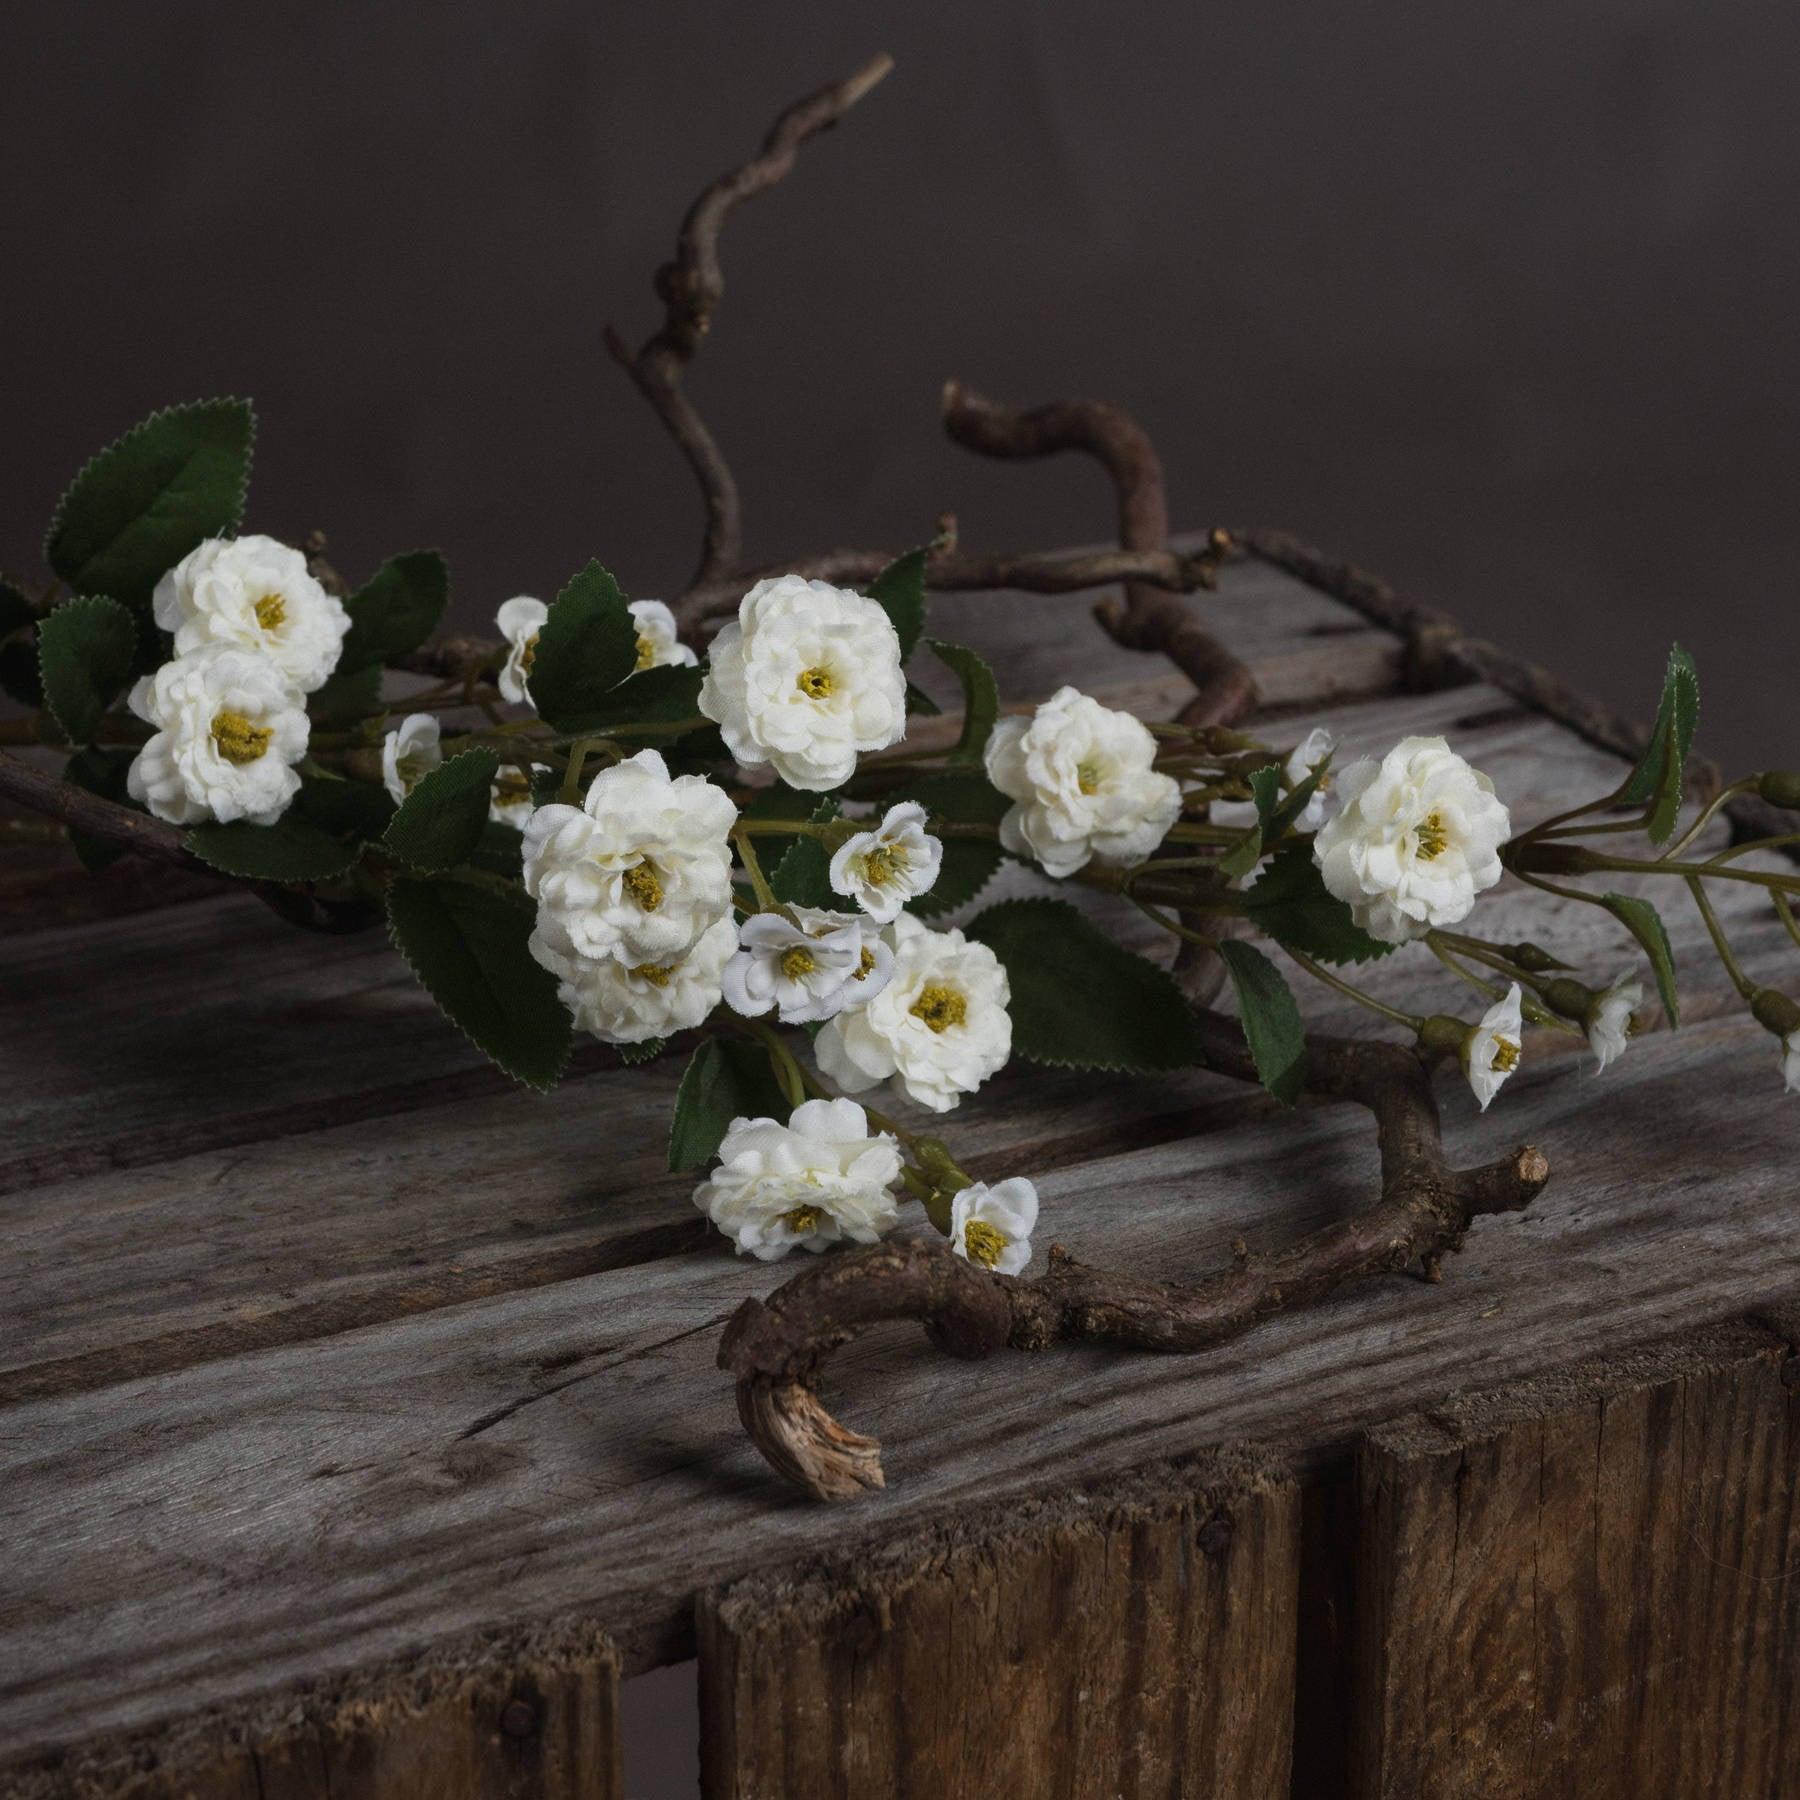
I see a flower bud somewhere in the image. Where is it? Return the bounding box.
[1417,1014,1472,1058]
[1540,977,1596,1023]
[1506,841,1603,876]
[1757,770,1800,810]
[1501,940,1572,973]
[1750,987,1800,1039]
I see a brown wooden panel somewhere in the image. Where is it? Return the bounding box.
[1345,1321,1800,1799]
[695,1451,1299,1799]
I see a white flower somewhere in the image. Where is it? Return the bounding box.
[828,801,944,922]
[722,906,895,1025]
[949,1177,1039,1276]
[125,646,309,826]
[495,596,548,706]
[488,765,540,829]
[556,916,736,1045]
[1463,984,1523,1111]
[815,913,1011,1113]
[152,535,349,697]
[1212,726,1336,835]
[1313,735,1510,944]
[381,712,443,803]
[1782,1032,1800,1095]
[523,749,737,973]
[1586,973,1642,1072]
[698,574,907,790]
[694,1096,903,1261]
[983,686,1181,878]
[629,599,698,671]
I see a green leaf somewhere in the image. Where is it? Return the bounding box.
[44,399,254,611]
[63,746,134,872]
[186,816,363,883]
[866,547,927,660]
[1268,762,1329,843]
[739,780,828,873]
[387,876,570,1091]
[339,550,449,671]
[967,897,1203,1072]
[383,748,500,873]
[1601,891,1680,1027]
[667,1038,793,1171]
[909,772,1009,918]
[927,638,1000,765]
[1242,843,1399,967]
[1248,764,1283,834]
[770,798,841,909]
[617,1036,666,1066]
[529,560,637,731]
[308,660,383,725]
[1217,939,1306,1105]
[295,777,396,842]
[1619,645,1700,844]
[469,819,525,880]
[561,661,704,731]
[905,679,943,717]
[36,596,137,745]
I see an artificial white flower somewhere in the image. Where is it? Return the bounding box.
[629,599,698,671]
[828,801,944,922]
[1463,984,1524,1112]
[125,646,309,826]
[1586,973,1643,1073]
[488,765,540,829]
[949,1177,1039,1276]
[152,535,349,697]
[815,914,1011,1113]
[721,905,895,1025]
[698,574,907,790]
[983,686,1181,878]
[381,712,443,803]
[1312,735,1511,944]
[557,915,737,1045]
[1781,1032,1800,1095]
[523,749,737,975]
[1212,726,1336,835]
[495,595,548,705]
[694,1096,904,1261]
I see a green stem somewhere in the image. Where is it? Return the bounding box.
[742,1018,809,1110]
[1282,946,1424,1031]
[1126,892,1218,949]
[1686,876,1755,999]
[1660,776,1756,860]
[733,828,782,913]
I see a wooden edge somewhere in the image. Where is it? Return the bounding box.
[7,1615,624,1800]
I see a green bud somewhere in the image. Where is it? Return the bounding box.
[1507,841,1604,876]
[1750,988,1800,1039]
[1503,940,1573,973]
[1757,771,1800,810]
[1417,1014,1471,1059]
[1540,977,1596,1024]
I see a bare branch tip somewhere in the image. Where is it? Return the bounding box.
[737,1377,886,1502]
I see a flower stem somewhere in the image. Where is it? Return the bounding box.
[1282,946,1424,1031]
[1686,875,1755,999]
[732,828,781,912]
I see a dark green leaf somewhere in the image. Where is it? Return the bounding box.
[1219,765,1278,880]
[1242,843,1399,967]
[186,816,363,883]
[339,550,449,671]
[469,819,525,879]
[387,876,570,1091]
[1601,891,1680,1027]
[1619,645,1700,844]
[927,638,1000,765]
[1268,762,1329,842]
[905,679,943,717]
[36,596,137,744]
[560,661,705,731]
[967,897,1203,1072]
[909,772,1009,918]
[383,748,500,873]
[739,780,826,873]
[64,746,134,872]
[667,1038,792,1171]
[44,399,254,611]
[307,660,382,725]
[1217,939,1306,1105]
[529,560,637,731]
[295,778,396,842]
[618,1036,667,1066]
[866,547,927,660]
[770,797,841,909]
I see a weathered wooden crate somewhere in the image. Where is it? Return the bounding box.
[2,543,1796,1798]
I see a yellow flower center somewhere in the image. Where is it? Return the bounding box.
[519,632,540,674]
[254,592,287,631]
[1076,756,1104,796]
[1490,1037,1520,1073]
[963,1220,1008,1267]
[634,633,657,672]
[211,709,272,765]
[630,961,675,987]
[854,946,877,980]
[493,770,531,806]
[621,862,664,910]
[1415,812,1448,860]
[780,946,817,981]
[781,1204,825,1235]
[859,843,906,887]
[796,665,835,700]
[910,984,967,1033]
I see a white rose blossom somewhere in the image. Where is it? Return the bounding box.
[1586,972,1642,1073]
[152,535,348,697]
[1781,1032,1800,1096]
[694,1097,903,1261]
[1463,984,1524,1112]
[523,749,737,974]
[558,916,736,1045]
[488,764,541,830]
[125,646,310,826]
[1312,735,1511,944]
[983,686,1181,878]
[698,574,907,790]
[949,1177,1039,1276]
[495,595,548,706]
[381,712,443,803]
[1212,726,1336,835]
[828,801,943,922]
[815,913,1011,1113]
[629,599,698,671]
[721,906,895,1025]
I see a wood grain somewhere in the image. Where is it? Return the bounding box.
[696,1450,1299,1799]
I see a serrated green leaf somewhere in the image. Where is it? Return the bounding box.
[866,547,927,660]
[667,1038,792,1171]
[0,637,44,707]
[44,399,253,611]
[927,638,1000,765]
[308,660,383,725]
[1619,645,1700,844]
[186,816,363,883]
[0,579,35,640]
[36,596,137,744]
[739,780,826,873]
[339,550,449,671]
[905,679,943,717]
[967,897,1202,1072]
[530,560,637,731]
[1219,768,1275,881]
[387,876,570,1090]
[770,797,841,909]
[1217,939,1306,1105]
[562,661,704,731]
[295,777,397,842]
[383,748,500,872]
[1600,891,1680,1027]
[1242,843,1400,967]
[470,819,525,879]
[1268,761,1328,843]
[618,1036,666,1065]
[64,746,134,872]
[1248,764,1282,833]
[909,773,1008,918]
